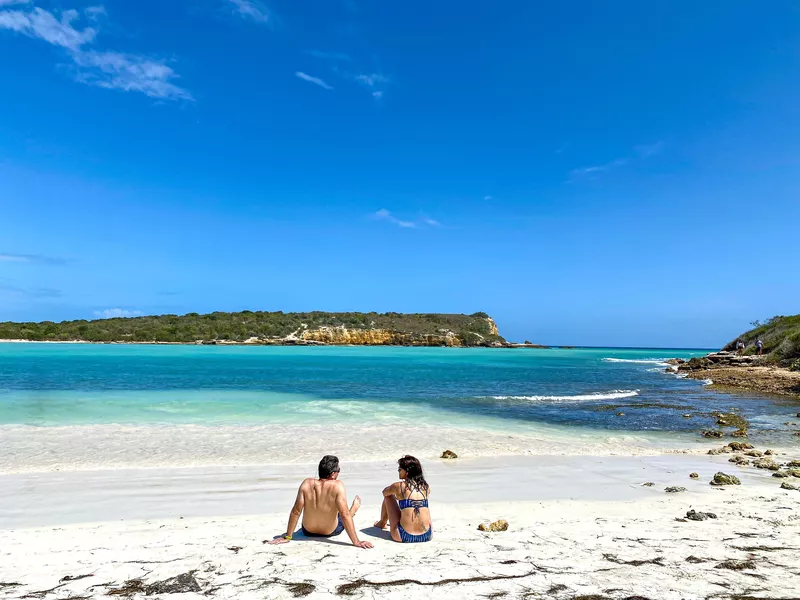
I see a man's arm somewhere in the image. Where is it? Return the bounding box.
[336,484,373,549]
[268,482,305,544]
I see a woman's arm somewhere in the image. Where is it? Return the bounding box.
[382,482,399,498]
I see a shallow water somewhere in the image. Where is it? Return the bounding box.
[1,344,798,471]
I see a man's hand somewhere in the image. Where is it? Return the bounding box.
[267,535,291,545]
[353,540,373,549]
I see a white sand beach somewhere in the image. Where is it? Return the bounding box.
[2,453,799,600]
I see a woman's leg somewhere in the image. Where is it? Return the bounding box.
[374,496,402,542]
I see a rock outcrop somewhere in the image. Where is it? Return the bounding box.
[676,352,800,397]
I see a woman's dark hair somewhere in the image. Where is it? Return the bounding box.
[398,455,429,494]
[318,455,340,479]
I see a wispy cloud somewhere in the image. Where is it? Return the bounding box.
[94,308,143,319]
[570,158,628,178]
[227,0,269,24]
[72,51,193,101]
[635,141,664,157]
[307,49,350,61]
[372,210,442,229]
[0,3,192,101]
[0,252,68,265]
[483,195,493,201]
[355,73,388,87]
[295,71,333,91]
[371,90,383,99]
[0,282,62,299]
[0,0,31,6]
[0,6,96,50]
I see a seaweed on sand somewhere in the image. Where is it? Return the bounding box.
[336,569,542,595]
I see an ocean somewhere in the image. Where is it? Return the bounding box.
[1,344,798,473]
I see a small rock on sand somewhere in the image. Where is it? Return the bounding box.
[478,519,508,532]
[642,482,655,487]
[665,486,687,493]
[440,450,458,459]
[781,481,798,491]
[689,473,699,479]
[729,456,749,466]
[702,430,724,438]
[711,472,741,486]
[773,471,789,478]
[686,509,717,521]
[753,458,780,471]
[744,450,763,457]
[727,442,754,451]
[764,449,775,455]
[787,460,800,468]
[144,572,202,595]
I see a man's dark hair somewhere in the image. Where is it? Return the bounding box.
[318,455,340,479]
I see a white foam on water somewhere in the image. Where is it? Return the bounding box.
[602,358,670,365]
[491,390,639,403]
[701,379,713,385]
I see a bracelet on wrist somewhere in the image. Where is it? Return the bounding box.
[283,533,292,540]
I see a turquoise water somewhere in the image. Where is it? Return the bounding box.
[1,344,798,471]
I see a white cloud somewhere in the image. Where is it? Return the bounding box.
[307,49,350,61]
[72,51,193,101]
[355,73,388,87]
[570,158,628,178]
[371,90,383,99]
[373,209,416,228]
[372,210,442,229]
[0,4,191,101]
[0,6,96,50]
[94,308,143,319]
[483,195,492,201]
[295,71,333,90]
[227,0,269,23]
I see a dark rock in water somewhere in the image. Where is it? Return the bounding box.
[781,481,798,490]
[144,572,201,595]
[729,456,749,466]
[715,559,756,571]
[440,450,458,459]
[711,472,741,486]
[727,441,754,451]
[478,519,508,532]
[686,509,717,521]
[683,413,692,418]
[642,482,655,487]
[787,460,800,468]
[772,471,789,478]
[689,472,699,479]
[665,486,687,493]
[731,429,748,437]
[616,412,625,416]
[796,413,800,418]
[702,430,724,438]
[753,458,780,471]
[744,450,763,458]
[787,469,800,478]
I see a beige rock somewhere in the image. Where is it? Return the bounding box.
[478,519,508,532]
[440,450,458,459]
[689,473,699,479]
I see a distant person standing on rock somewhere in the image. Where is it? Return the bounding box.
[756,339,763,355]
[736,339,745,355]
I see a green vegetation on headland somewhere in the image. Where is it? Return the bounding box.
[0,311,507,346]
[724,314,800,369]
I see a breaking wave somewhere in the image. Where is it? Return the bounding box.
[491,390,640,403]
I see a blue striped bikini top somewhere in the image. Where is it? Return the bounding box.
[398,498,429,510]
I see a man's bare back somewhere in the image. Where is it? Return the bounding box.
[268,455,373,549]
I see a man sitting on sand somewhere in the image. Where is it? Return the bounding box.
[268,455,373,549]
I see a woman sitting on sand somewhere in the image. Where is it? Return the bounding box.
[374,455,432,543]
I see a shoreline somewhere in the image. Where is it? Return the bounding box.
[674,352,800,398]
[3,453,799,599]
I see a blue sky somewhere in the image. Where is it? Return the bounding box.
[1,0,798,347]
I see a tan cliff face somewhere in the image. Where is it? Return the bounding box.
[485,317,499,337]
[299,326,463,347]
